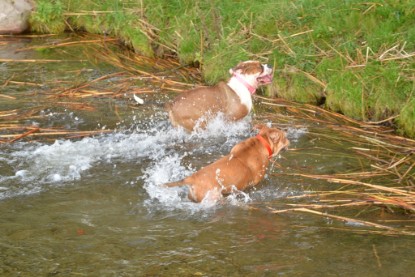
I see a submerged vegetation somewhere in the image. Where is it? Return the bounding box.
[29,0,415,137]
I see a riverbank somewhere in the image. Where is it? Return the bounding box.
[28,0,415,138]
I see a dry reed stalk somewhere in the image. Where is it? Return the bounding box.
[0,58,87,63]
[286,201,372,209]
[122,89,154,95]
[0,110,18,117]
[400,162,415,183]
[0,107,46,121]
[286,191,362,199]
[77,90,116,97]
[0,94,16,100]
[287,195,415,211]
[5,81,43,87]
[284,174,415,196]
[268,207,415,236]
[87,72,127,84]
[94,48,202,89]
[272,29,314,43]
[160,86,189,93]
[48,72,127,99]
[274,172,415,212]
[10,127,40,142]
[372,244,383,268]
[277,33,295,56]
[285,65,327,89]
[258,96,403,133]
[310,226,406,236]
[366,195,415,212]
[0,129,112,141]
[275,171,387,180]
[0,34,57,38]
[378,219,415,223]
[15,38,119,53]
[63,11,116,16]
[0,124,22,129]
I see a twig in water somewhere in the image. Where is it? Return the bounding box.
[268,207,415,236]
[10,127,40,142]
[372,244,382,268]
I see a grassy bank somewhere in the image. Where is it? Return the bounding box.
[29,0,415,137]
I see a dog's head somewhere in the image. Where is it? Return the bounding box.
[254,124,289,156]
[229,61,274,88]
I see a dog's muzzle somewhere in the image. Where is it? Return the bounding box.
[257,64,274,85]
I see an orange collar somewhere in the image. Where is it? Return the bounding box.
[256,134,273,158]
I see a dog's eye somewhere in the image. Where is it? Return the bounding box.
[262,64,272,72]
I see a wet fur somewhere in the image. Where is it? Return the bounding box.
[165,125,289,202]
[166,61,273,131]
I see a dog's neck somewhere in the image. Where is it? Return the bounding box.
[227,75,258,111]
[232,73,257,94]
[256,134,273,158]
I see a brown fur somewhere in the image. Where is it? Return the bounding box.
[166,61,273,131]
[165,125,289,202]
[167,82,249,131]
[232,61,263,75]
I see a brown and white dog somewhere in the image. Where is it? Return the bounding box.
[166,61,273,131]
[165,125,289,203]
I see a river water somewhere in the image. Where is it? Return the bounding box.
[0,34,414,276]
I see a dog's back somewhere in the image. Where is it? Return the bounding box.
[166,61,273,131]
[165,126,289,202]
[167,82,246,130]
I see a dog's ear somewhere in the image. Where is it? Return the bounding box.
[268,129,283,143]
[253,124,267,132]
[267,128,288,143]
[230,61,248,75]
[229,63,237,75]
[229,67,242,75]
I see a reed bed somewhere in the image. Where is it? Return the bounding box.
[254,96,415,235]
[0,34,201,143]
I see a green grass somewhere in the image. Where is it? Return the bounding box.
[30,0,65,33]
[29,0,415,138]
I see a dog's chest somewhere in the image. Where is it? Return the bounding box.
[227,79,253,111]
[235,89,253,111]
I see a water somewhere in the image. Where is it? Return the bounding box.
[1,35,414,276]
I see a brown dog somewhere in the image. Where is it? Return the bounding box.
[165,125,289,202]
[166,61,273,131]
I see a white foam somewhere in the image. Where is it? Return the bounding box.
[142,154,195,209]
[286,127,308,141]
[191,113,252,139]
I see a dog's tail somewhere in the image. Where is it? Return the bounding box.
[164,180,186,188]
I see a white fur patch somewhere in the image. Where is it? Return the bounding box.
[227,77,253,111]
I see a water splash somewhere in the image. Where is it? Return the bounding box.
[0,112,306,210]
[141,115,254,212]
[286,127,307,142]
